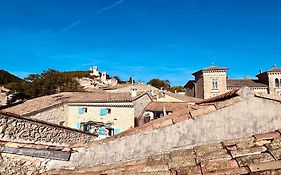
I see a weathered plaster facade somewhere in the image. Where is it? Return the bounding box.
[68,102,135,133]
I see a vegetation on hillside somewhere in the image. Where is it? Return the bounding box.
[147,78,185,92]
[5,69,84,99]
[0,69,22,85]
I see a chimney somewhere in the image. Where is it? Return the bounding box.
[131,88,137,97]
[259,70,262,74]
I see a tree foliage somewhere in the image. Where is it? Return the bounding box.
[5,69,84,99]
[167,86,185,93]
[147,78,171,89]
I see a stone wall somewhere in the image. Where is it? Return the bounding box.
[133,93,152,118]
[0,113,96,146]
[0,93,7,106]
[28,105,67,126]
[0,153,44,175]
[45,96,281,171]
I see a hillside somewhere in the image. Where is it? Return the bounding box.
[0,69,22,85]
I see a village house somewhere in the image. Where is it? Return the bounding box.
[3,87,281,174]
[185,65,281,99]
[0,86,10,106]
[1,90,152,138]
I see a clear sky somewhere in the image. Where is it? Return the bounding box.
[1,0,281,85]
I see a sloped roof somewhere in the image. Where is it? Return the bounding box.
[267,67,281,72]
[184,80,195,88]
[192,66,228,76]
[227,79,268,88]
[0,140,71,161]
[145,102,194,112]
[47,130,281,175]
[2,91,149,116]
[103,83,159,92]
[164,91,202,103]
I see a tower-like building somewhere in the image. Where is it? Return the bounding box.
[185,65,281,99]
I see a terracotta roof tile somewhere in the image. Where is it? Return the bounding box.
[192,66,228,76]
[145,102,191,112]
[199,89,240,104]
[164,91,203,103]
[2,91,148,116]
[227,79,268,88]
[0,140,71,161]
[46,129,281,175]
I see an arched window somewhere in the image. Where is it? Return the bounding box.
[275,78,280,87]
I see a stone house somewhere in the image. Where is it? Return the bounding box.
[1,90,152,137]
[185,65,281,99]
[12,87,281,175]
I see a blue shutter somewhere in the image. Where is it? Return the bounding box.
[100,108,107,116]
[98,127,106,135]
[114,128,120,135]
[78,107,84,114]
[76,123,81,130]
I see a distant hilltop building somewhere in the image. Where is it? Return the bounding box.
[185,65,281,99]
[77,66,118,90]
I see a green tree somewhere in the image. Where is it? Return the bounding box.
[168,86,185,93]
[8,69,83,99]
[147,78,171,89]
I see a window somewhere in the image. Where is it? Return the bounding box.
[107,108,111,114]
[275,78,280,88]
[211,78,218,90]
[99,108,111,116]
[78,107,87,114]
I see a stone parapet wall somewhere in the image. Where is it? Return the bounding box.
[0,113,96,146]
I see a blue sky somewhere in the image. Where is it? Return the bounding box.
[1,0,281,85]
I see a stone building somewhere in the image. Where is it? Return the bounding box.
[185,65,281,99]
[77,66,118,91]
[9,87,281,175]
[0,86,10,106]
[1,90,152,137]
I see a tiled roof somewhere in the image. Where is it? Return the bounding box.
[199,88,241,104]
[145,102,192,112]
[164,91,203,103]
[267,67,281,72]
[47,130,281,175]
[2,91,148,116]
[0,140,71,161]
[192,66,228,76]
[183,80,195,88]
[227,79,268,88]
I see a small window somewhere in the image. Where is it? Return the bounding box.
[107,108,111,114]
[275,78,280,88]
[211,78,218,90]
[78,107,87,114]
